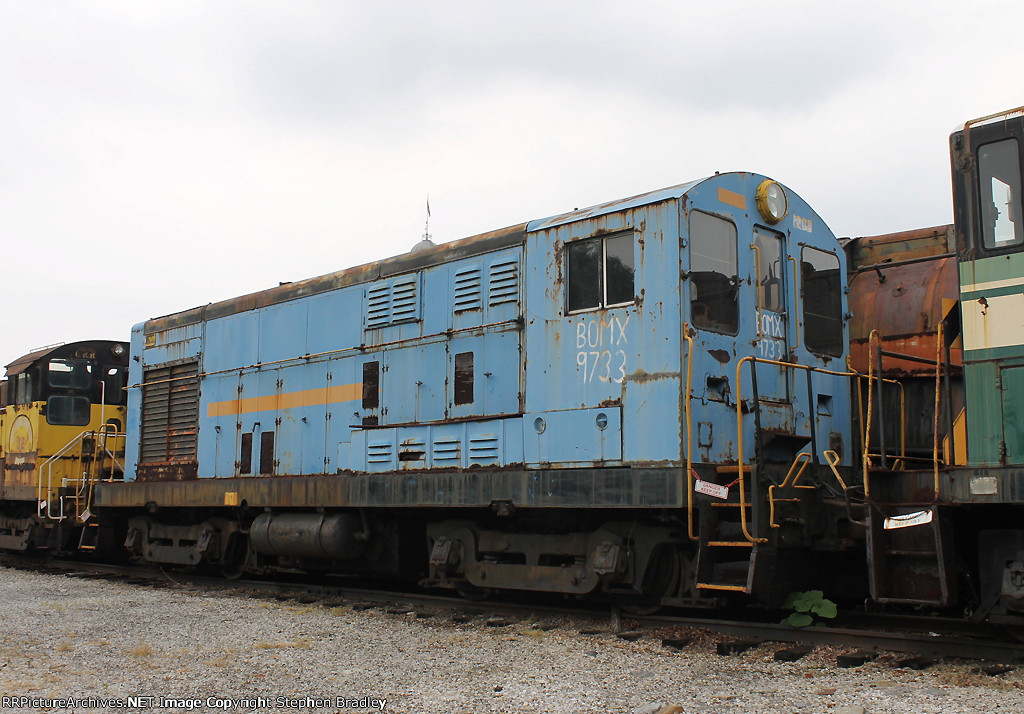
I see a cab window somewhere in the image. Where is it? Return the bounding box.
[48,359,93,390]
[689,211,739,334]
[46,395,91,426]
[801,247,843,356]
[753,228,784,313]
[566,233,635,312]
[14,373,36,405]
[979,138,1023,250]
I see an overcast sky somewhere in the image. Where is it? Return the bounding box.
[2,1,1021,362]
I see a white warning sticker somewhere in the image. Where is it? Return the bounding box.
[694,479,730,500]
[883,509,934,530]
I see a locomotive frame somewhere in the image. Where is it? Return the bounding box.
[91,172,858,609]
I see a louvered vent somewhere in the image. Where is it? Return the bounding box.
[488,260,519,307]
[398,440,427,469]
[366,285,391,328]
[140,360,199,464]
[468,433,500,466]
[367,440,394,464]
[432,437,461,466]
[366,275,420,329]
[391,277,419,323]
[453,267,483,313]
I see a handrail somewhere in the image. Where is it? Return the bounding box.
[932,321,942,499]
[86,424,127,518]
[37,427,127,522]
[734,356,859,544]
[751,243,763,338]
[788,255,801,350]
[824,449,865,526]
[858,330,913,497]
[38,429,94,520]
[781,451,813,488]
[683,322,697,541]
[863,330,877,496]
[768,452,812,529]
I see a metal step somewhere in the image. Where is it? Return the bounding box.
[867,506,952,606]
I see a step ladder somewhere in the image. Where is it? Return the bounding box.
[695,467,763,594]
[866,504,952,606]
[78,521,101,551]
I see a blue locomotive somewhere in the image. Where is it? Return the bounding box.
[5,108,1023,622]
[88,171,856,608]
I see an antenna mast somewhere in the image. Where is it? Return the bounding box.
[424,194,432,242]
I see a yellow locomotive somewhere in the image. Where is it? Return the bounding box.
[0,340,129,550]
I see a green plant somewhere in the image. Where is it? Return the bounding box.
[781,590,837,627]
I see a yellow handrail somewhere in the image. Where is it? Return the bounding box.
[932,321,942,499]
[788,255,801,349]
[683,322,697,542]
[767,452,813,529]
[863,330,877,497]
[823,449,849,491]
[734,356,859,544]
[751,243,763,338]
[857,330,912,497]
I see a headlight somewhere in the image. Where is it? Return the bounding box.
[756,180,788,225]
[111,343,125,357]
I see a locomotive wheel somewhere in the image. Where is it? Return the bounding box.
[618,545,681,615]
[218,533,249,580]
[456,584,491,602]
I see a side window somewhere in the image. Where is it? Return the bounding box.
[259,432,275,475]
[239,433,253,475]
[15,373,35,405]
[454,352,474,405]
[979,138,1024,249]
[566,232,635,312]
[689,212,739,334]
[361,361,380,409]
[753,229,784,313]
[801,247,843,356]
[46,395,91,426]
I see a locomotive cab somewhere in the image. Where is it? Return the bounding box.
[0,340,129,551]
[951,108,1024,466]
[859,108,1024,617]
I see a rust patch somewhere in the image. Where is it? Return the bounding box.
[708,349,731,364]
[136,461,199,482]
[624,369,679,384]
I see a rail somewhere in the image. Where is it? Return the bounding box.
[733,356,859,544]
[37,426,126,522]
[38,429,94,520]
[859,328,944,502]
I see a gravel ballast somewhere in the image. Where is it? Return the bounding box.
[0,567,1022,713]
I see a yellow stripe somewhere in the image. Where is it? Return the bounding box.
[717,187,747,210]
[207,383,363,417]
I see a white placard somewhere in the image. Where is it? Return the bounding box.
[883,509,933,530]
[970,476,998,496]
[694,479,729,500]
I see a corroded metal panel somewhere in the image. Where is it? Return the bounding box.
[848,251,961,376]
[95,467,684,509]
